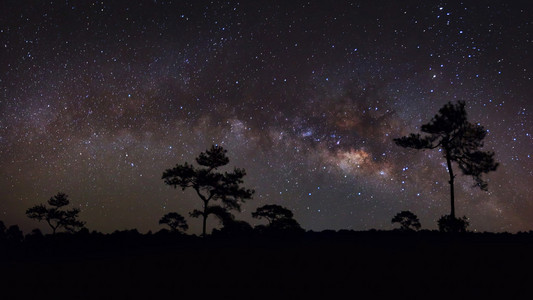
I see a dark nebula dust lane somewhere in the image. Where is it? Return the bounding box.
[0,1,531,234]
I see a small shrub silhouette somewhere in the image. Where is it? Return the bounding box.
[438,215,469,233]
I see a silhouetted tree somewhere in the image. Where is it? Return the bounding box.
[394,101,498,229]
[5,225,24,243]
[252,204,294,224]
[438,214,469,233]
[392,211,421,231]
[212,217,254,237]
[269,218,303,232]
[193,204,234,224]
[162,145,254,237]
[159,212,188,233]
[252,204,303,233]
[0,220,5,240]
[220,219,253,234]
[26,192,85,235]
[76,227,90,236]
[203,205,253,236]
[29,228,43,237]
[25,228,44,242]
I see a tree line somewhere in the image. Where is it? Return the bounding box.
[14,100,498,237]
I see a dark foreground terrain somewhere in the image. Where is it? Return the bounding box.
[1,230,532,299]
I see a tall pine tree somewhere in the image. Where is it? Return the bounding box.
[394,101,498,223]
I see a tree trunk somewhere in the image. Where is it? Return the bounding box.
[47,219,57,235]
[202,201,208,237]
[445,148,455,218]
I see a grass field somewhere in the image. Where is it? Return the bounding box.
[1,230,531,299]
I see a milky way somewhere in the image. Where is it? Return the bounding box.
[1,1,531,234]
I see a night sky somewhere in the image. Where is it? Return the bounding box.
[1,1,531,234]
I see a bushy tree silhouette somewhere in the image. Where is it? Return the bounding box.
[197,205,253,236]
[252,204,303,233]
[252,204,294,224]
[26,228,44,242]
[218,219,253,235]
[394,101,498,230]
[6,225,24,243]
[391,211,421,231]
[26,192,85,235]
[162,145,254,237]
[159,212,188,233]
[438,215,469,233]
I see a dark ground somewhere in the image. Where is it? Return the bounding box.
[1,230,532,299]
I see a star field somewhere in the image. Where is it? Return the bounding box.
[0,1,531,234]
